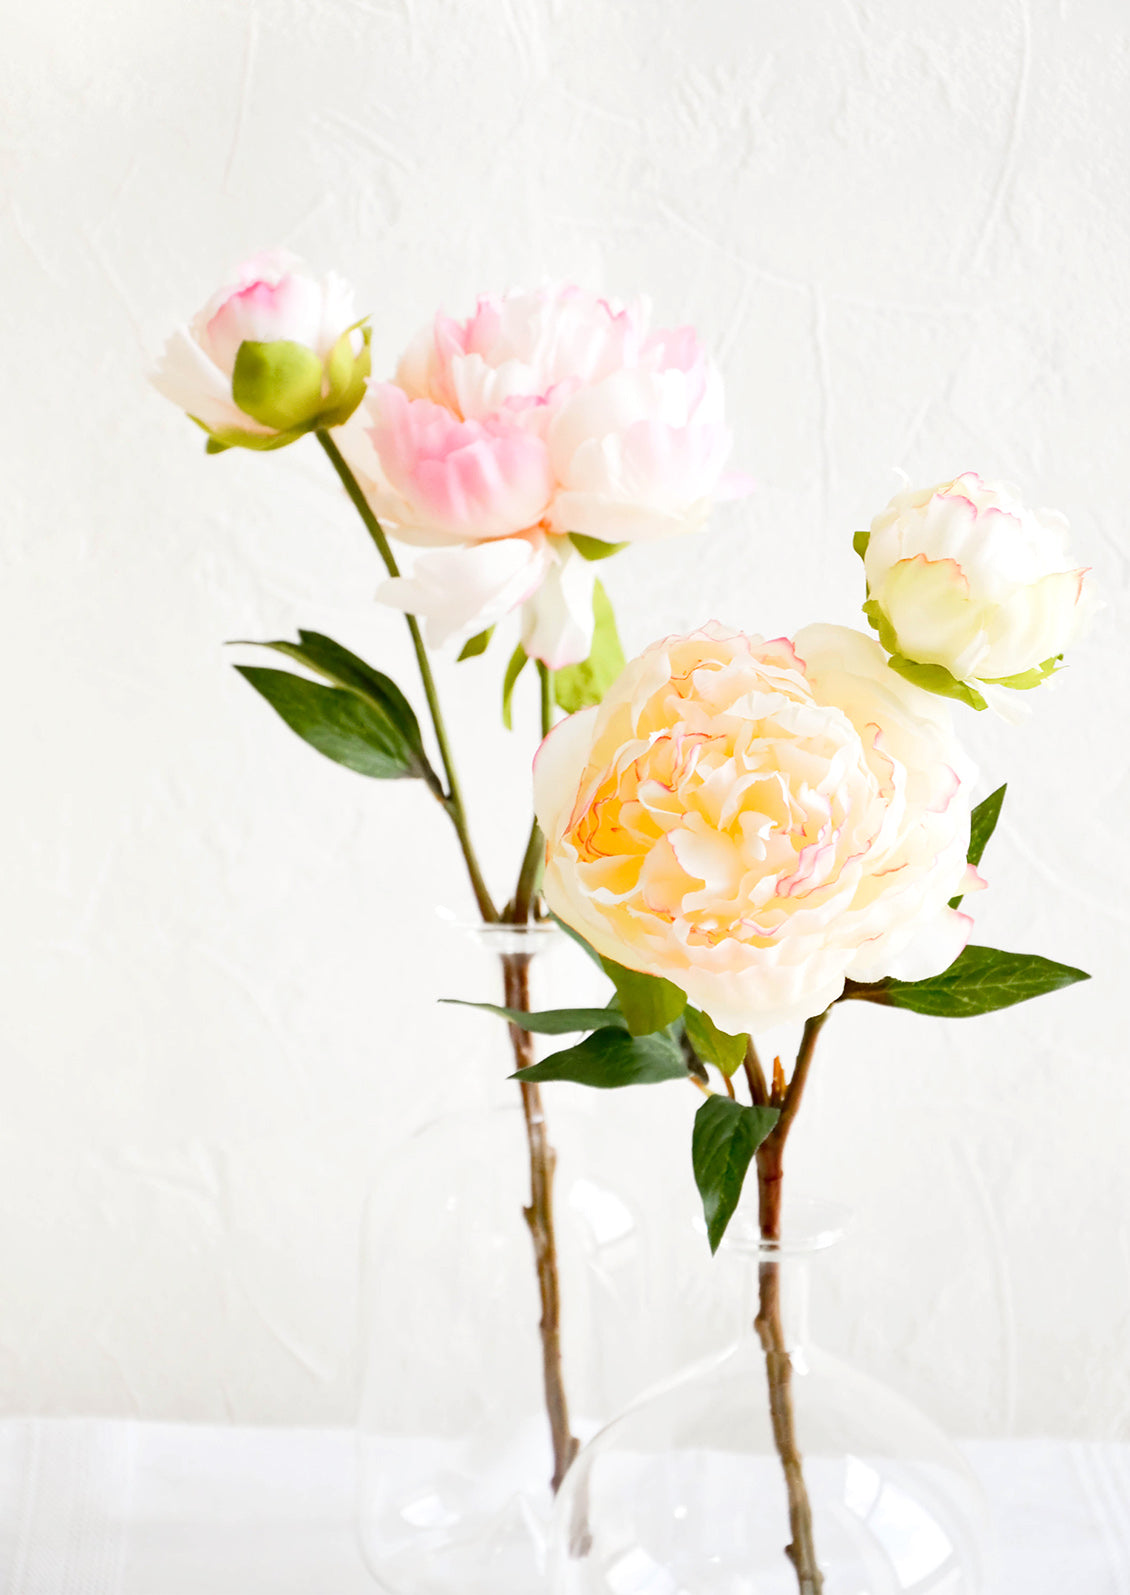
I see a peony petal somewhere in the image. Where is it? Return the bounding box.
[520,540,597,668]
[377,533,551,649]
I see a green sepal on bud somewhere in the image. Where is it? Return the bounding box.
[198,324,372,453]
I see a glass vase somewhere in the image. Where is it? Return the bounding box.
[550,1194,989,1595]
[356,922,674,1595]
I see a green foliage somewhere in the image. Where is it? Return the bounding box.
[982,655,1063,691]
[457,628,494,661]
[236,667,420,781]
[692,1097,780,1253]
[852,529,871,560]
[600,956,687,1037]
[511,1026,688,1088]
[569,532,628,561]
[502,644,529,730]
[554,582,626,714]
[683,1007,749,1078]
[950,784,1006,907]
[233,632,438,789]
[442,1000,627,1035]
[881,945,1090,1018]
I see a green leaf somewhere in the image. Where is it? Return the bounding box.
[442,999,628,1034]
[547,912,605,968]
[234,666,419,780]
[231,340,326,431]
[457,627,494,661]
[502,644,529,731]
[554,582,626,714]
[234,632,437,789]
[852,529,871,560]
[692,1097,780,1253]
[512,1025,688,1088]
[569,532,628,562]
[600,957,686,1037]
[320,322,371,427]
[886,652,988,711]
[950,784,1006,907]
[684,1007,749,1078]
[982,655,1063,691]
[883,944,1090,1018]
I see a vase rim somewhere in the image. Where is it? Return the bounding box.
[718,1193,855,1258]
[435,909,560,954]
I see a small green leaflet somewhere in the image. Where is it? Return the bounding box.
[692,1097,780,1253]
[554,582,626,714]
[502,644,529,730]
[883,945,1090,1018]
[950,784,1006,907]
[569,532,628,562]
[600,957,687,1037]
[852,529,871,560]
[512,1026,688,1088]
[457,628,494,661]
[442,1000,627,1035]
[683,1007,749,1078]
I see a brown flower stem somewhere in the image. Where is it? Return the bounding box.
[504,948,580,1492]
[752,1008,831,1595]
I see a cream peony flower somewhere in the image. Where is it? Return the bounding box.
[860,473,1096,708]
[535,623,977,1032]
[152,252,368,450]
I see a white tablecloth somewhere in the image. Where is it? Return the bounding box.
[0,1420,1126,1594]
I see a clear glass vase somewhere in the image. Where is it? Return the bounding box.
[550,1194,990,1595]
[357,922,673,1595]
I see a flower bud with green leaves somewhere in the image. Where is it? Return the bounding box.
[856,472,1096,711]
[152,251,370,452]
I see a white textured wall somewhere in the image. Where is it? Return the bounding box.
[1,0,1127,1438]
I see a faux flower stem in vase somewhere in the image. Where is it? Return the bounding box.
[155,255,1094,1595]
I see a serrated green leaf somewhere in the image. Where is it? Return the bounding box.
[442,999,628,1034]
[852,529,871,560]
[883,944,1090,1018]
[512,1025,687,1087]
[683,1007,749,1078]
[457,627,494,661]
[554,582,626,714]
[232,340,326,431]
[950,784,1006,907]
[234,666,419,780]
[692,1097,780,1253]
[547,912,605,968]
[569,532,629,562]
[502,644,529,730]
[600,957,686,1037]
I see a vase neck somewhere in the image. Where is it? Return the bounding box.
[718,1193,852,1353]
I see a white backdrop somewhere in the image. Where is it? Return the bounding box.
[1,0,1127,1438]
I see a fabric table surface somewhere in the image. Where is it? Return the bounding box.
[0,1419,1126,1594]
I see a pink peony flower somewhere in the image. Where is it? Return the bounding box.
[152,252,368,450]
[343,284,748,661]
